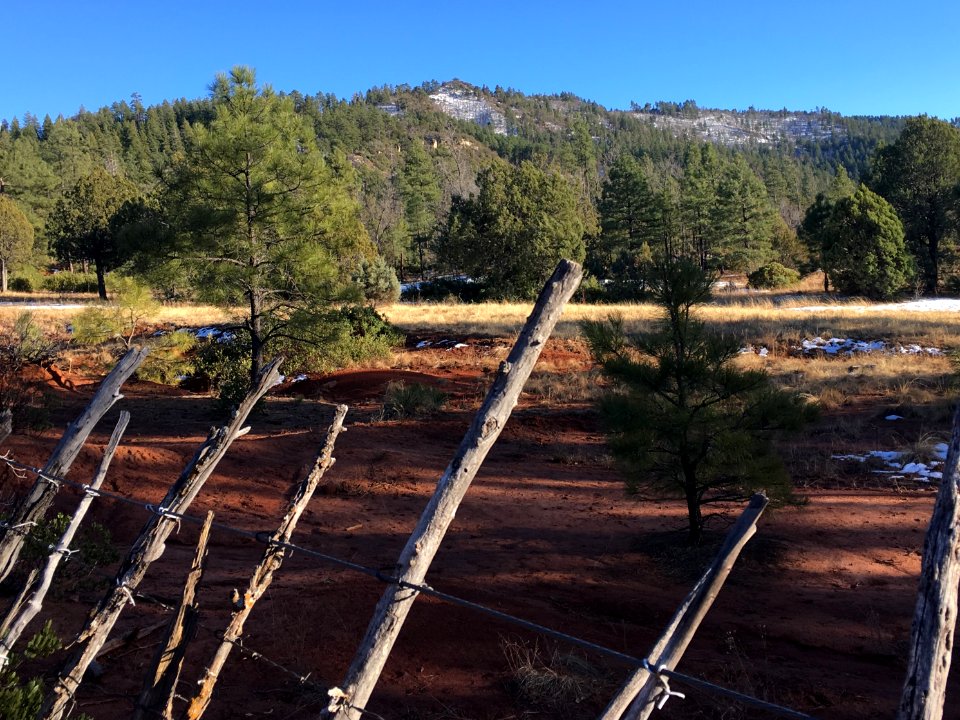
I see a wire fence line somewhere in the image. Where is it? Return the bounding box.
[0,453,819,720]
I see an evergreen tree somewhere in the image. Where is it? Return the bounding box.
[48,166,139,298]
[798,167,856,290]
[160,66,372,386]
[0,196,34,292]
[583,258,813,544]
[398,140,442,276]
[873,116,960,293]
[596,155,659,267]
[824,185,914,299]
[710,155,776,272]
[438,160,585,299]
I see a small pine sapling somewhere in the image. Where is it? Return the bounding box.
[583,257,815,544]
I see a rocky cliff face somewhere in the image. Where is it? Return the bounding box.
[637,109,842,146]
[428,85,508,135]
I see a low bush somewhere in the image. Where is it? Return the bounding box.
[69,277,160,348]
[748,262,801,289]
[354,256,401,304]
[8,277,32,292]
[278,305,404,375]
[70,307,121,346]
[21,512,118,596]
[138,331,197,385]
[0,314,57,430]
[191,332,250,411]
[0,621,63,720]
[42,271,99,293]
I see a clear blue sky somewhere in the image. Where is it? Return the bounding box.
[3,0,958,122]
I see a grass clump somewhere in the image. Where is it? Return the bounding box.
[501,637,605,714]
[381,381,447,419]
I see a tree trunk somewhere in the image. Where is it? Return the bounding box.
[929,233,939,295]
[1,257,7,293]
[94,255,107,300]
[248,292,263,389]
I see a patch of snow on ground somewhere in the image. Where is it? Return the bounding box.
[832,449,945,482]
[0,302,87,310]
[794,337,941,356]
[791,298,960,313]
[194,327,236,343]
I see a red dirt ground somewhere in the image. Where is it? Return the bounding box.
[1,340,957,720]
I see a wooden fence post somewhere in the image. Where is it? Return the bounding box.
[184,404,348,720]
[132,511,215,720]
[600,493,769,720]
[897,407,960,720]
[39,357,283,720]
[0,411,130,672]
[326,260,583,720]
[0,347,147,582]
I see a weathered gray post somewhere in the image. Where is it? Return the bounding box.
[327,260,583,720]
[601,493,769,720]
[40,358,282,720]
[897,407,960,720]
[0,347,147,581]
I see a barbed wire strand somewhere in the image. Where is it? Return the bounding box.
[0,454,818,720]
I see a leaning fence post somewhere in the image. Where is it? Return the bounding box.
[0,347,147,582]
[600,493,769,720]
[326,260,583,720]
[39,357,283,720]
[185,404,348,720]
[0,411,130,672]
[132,510,215,720]
[896,407,960,720]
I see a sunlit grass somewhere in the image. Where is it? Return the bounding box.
[0,302,233,335]
[383,299,960,348]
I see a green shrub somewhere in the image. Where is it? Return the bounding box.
[41,271,99,293]
[191,333,251,411]
[577,275,607,303]
[0,314,56,430]
[353,256,400,304]
[9,266,43,293]
[400,276,487,302]
[381,381,447,419]
[22,512,118,595]
[748,262,801,289]
[70,307,122,346]
[138,331,197,385]
[69,277,160,348]
[0,621,61,720]
[277,305,404,375]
